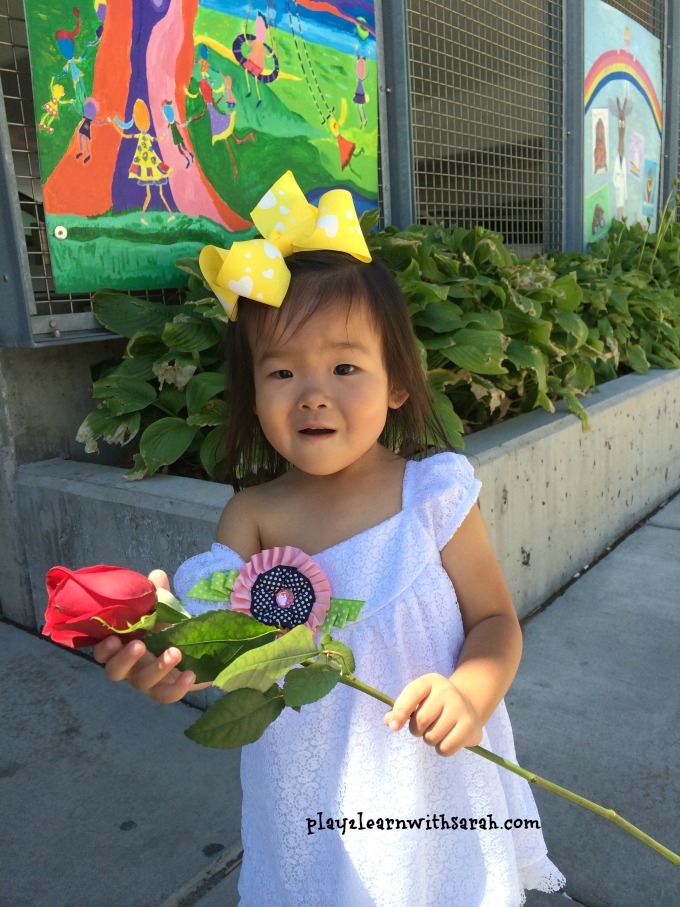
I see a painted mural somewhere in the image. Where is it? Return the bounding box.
[583,2,663,247]
[26,1,378,292]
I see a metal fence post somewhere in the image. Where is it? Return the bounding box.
[375,0,415,228]
[662,0,680,202]
[563,1,584,251]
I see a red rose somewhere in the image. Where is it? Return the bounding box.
[43,565,157,649]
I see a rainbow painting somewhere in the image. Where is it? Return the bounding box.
[584,48,662,137]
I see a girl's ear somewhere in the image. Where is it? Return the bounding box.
[388,384,409,410]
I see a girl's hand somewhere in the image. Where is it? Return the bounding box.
[384,673,483,757]
[92,569,211,703]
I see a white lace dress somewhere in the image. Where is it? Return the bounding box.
[174,452,565,906]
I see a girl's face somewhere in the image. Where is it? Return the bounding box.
[250,300,407,478]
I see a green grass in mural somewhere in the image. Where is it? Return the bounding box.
[46,211,256,292]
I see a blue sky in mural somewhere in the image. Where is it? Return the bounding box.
[201,1,376,56]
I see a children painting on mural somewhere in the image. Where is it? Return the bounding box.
[93,173,564,905]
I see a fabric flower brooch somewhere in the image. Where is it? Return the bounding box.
[186,546,364,636]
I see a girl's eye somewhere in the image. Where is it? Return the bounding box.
[334,363,356,376]
[271,369,293,379]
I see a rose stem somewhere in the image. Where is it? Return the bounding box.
[337,674,680,867]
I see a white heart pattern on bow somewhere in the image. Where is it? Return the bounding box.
[228,276,254,297]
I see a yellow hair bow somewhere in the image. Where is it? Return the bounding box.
[199,171,372,320]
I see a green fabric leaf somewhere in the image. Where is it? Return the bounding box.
[137,418,197,473]
[214,625,319,693]
[185,685,285,749]
[283,664,340,707]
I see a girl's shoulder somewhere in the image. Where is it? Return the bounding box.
[216,483,270,559]
[405,452,481,551]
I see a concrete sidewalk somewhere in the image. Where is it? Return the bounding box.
[1,495,678,907]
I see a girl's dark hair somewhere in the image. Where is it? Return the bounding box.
[223,250,454,489]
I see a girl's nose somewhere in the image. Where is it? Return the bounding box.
[297,378,330,409]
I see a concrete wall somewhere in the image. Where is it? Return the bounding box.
[12,369,680,627]
[0,340,125,624]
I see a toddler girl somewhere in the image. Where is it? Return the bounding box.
[95,174,564,906]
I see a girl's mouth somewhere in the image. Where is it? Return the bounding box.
[299,428,335,435]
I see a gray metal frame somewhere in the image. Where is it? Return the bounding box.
[375,0,415,229]
[562,3,584,252]
[662,0,680,201]
[0,81,34,346]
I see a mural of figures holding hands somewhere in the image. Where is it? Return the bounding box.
[74,96,107,162]
[110,98,174,225]
[54,6,88,111]
[38,77,73,133]
[160,100,195,169]
[610,95,632,219]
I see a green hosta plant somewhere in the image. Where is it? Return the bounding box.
[77,259,229,481]
[78,216,680,479]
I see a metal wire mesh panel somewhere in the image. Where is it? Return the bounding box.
[603,0,664,38]
[406,0,563,256]
[0,0,180,343]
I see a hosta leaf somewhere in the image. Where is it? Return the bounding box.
[440,329,508,375]
[505,340,548,393]
[431,391,464,448]
[125,325,168,360]
[91,376,157,415]
[186,399,226,427]
[186,372,227,415]
[413,301,463,333]
[138,418,197,473]
[549,310,589,347]
[155,384,187,417]
[153,352,197,390]
[162,320,221,353]
[76,409,141,453]
[552,275,584,312]
[461,311,505,331]
[214,625,319,693]
[185,685,285,749]
[625,344,650,374]
[200,427,226,479]
[101,357,156,381]
[93,290,172,338]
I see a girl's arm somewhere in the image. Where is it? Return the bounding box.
[384,505,522,756]
[95,492,264,700]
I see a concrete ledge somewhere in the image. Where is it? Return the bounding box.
[15,370,680,626]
